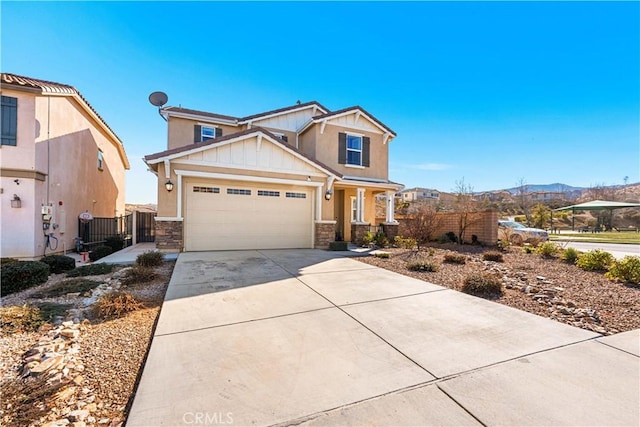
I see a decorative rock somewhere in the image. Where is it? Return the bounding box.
[43,419,70,427]
[31,355,64,375]
[62,321,74,327]
[72,422,87,427]
[68,410,89,422]
[55,386,76,402]
[98,419,110,424]
[85,402,98,412]
[73,375,84,385]
[61,329,80,339]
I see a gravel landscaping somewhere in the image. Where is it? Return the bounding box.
[1,261,173,427]
[358,244,640,335]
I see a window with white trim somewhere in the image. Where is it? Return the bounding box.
[350,197,357,222]
[1,96,17,146]
[97,150,104,170]
[346,134,362,166]
[201,126,216,142]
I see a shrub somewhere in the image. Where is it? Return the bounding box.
[89,245,113,262]
[104,236,125,253]
[40,255,76,274]
[374,252,390,259]
[394,236,417,249]
[482,251,504,262]
[536,241,559,258]
[561,247,581,264]
[374,232,389,248]
[0,257,19,265]
[121,266,158,286]
[0,305,44,334]
[92,291,144,319]
[407,258,439,272]
[34,302,73,322]
[66,263,114,277]
[462,273,503,297]
[522,244,535,254]
[136,250,164,267]
[403,205,442,248]
[576,250,615,272]
[606,256,640,285]
[437,232,458,244]
[1,261,50,296]
[362,231,375,245]
[443,253,466,264]
[32,278,101,298]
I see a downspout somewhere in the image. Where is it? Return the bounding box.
[47,96,51,203]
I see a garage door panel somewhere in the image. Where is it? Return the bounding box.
[185,182,313,251]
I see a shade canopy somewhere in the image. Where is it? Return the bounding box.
[553,200,640,212]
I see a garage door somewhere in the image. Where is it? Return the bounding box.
[184,181,314,251]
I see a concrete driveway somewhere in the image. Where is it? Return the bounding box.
[128,250,639,426]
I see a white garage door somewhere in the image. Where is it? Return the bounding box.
[184,181,314,251]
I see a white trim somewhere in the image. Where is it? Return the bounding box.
[320,120,327,134]
[322,121,384,135]
[147,130,337,179]
[237,103,328,125]
[338,179,403,191]
[342,175,389,183]
[171,159,326,177]
[164,159,171,179]
[174,169,324,187]
[351,221,369,225]
[163,109,238,126]
[177,174,183,218]
[318,108,391,135]
[344,164,365,169]
[383,221,399,225]
[345,130,365,137]
[315,220,337,224]
[155,217,184,221]
[315,187,322,221]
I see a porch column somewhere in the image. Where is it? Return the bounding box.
[385,190,396,223]
[356,188,365,223]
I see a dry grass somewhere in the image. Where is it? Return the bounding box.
[92,292,145,319]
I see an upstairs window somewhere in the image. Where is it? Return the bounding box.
[97,150,104,170]
[194,124,222,143]
[338,132,370,167]
[271,131,289,143]
[1,96,18,146]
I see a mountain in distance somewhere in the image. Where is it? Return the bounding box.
[503,183,585,195]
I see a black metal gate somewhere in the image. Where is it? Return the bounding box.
[78,213,133,249]
[136,211,156,242]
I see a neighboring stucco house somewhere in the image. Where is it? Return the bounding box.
[0,73,129,259]
[144,101,402,251]
[398,187,440,202]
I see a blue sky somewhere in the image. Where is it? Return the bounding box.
[2,1,638,203]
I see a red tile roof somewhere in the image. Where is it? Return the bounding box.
[1,73,125,145]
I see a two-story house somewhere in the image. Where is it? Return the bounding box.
[0,73,129,259]
[144,101,402,251]
[399,187,440,203]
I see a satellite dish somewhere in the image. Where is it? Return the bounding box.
[149,91,168,107]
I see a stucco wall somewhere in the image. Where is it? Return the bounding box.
[305,125,388,180]
[167,116,241,150]
[0,89,127,258]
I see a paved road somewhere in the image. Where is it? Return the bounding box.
[128,250,640,426]
[558,241,640,259]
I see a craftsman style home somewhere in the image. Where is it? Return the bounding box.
[0,73,129,259]
[144,101,402,251]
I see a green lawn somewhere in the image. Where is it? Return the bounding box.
[550,232,640,244]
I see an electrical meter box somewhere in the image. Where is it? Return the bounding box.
[41,205,53,215]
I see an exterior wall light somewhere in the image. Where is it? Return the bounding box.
[165,180,174,192]
[11,194,21,208]
[324,190,333,201]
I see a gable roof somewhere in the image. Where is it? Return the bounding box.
[312,105,396,137]
[144,127,342,178]
[162,106,240,124]
[1,73,130,169]
[239,101,329,123]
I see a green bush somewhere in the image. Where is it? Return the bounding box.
[462,273,503,297]
[136,250,164,267]
[40,255,76,274]
[522,244,535,254]
[606,256,640,285]
[443,253,466,264]
[89,245,113,262]
[67,263,114,277]
[0,257,19,265]
[394,236,417,249]
[1,261,50,296]
[104,236,125,253]
[536,241,559,258]
[561,247,581,264]
[438,232,457,244]
[482,251,504,262]
[32,278,101,298]
[374,252,390,259]
[374,232,389,248]
[407,258,439,272]
[362,231,375,245]
[576,250,615,272]
[121,266,158,286]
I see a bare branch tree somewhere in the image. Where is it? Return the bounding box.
[403,203,442,249]
[453,178,480,244]
[515,177,531,224]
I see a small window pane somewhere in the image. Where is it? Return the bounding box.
[346,135,362,150]
[258,190,280,197]
[201,126,216,141]
[347,151,361,165]
[227,188,251,195]
[285,192,306,199]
